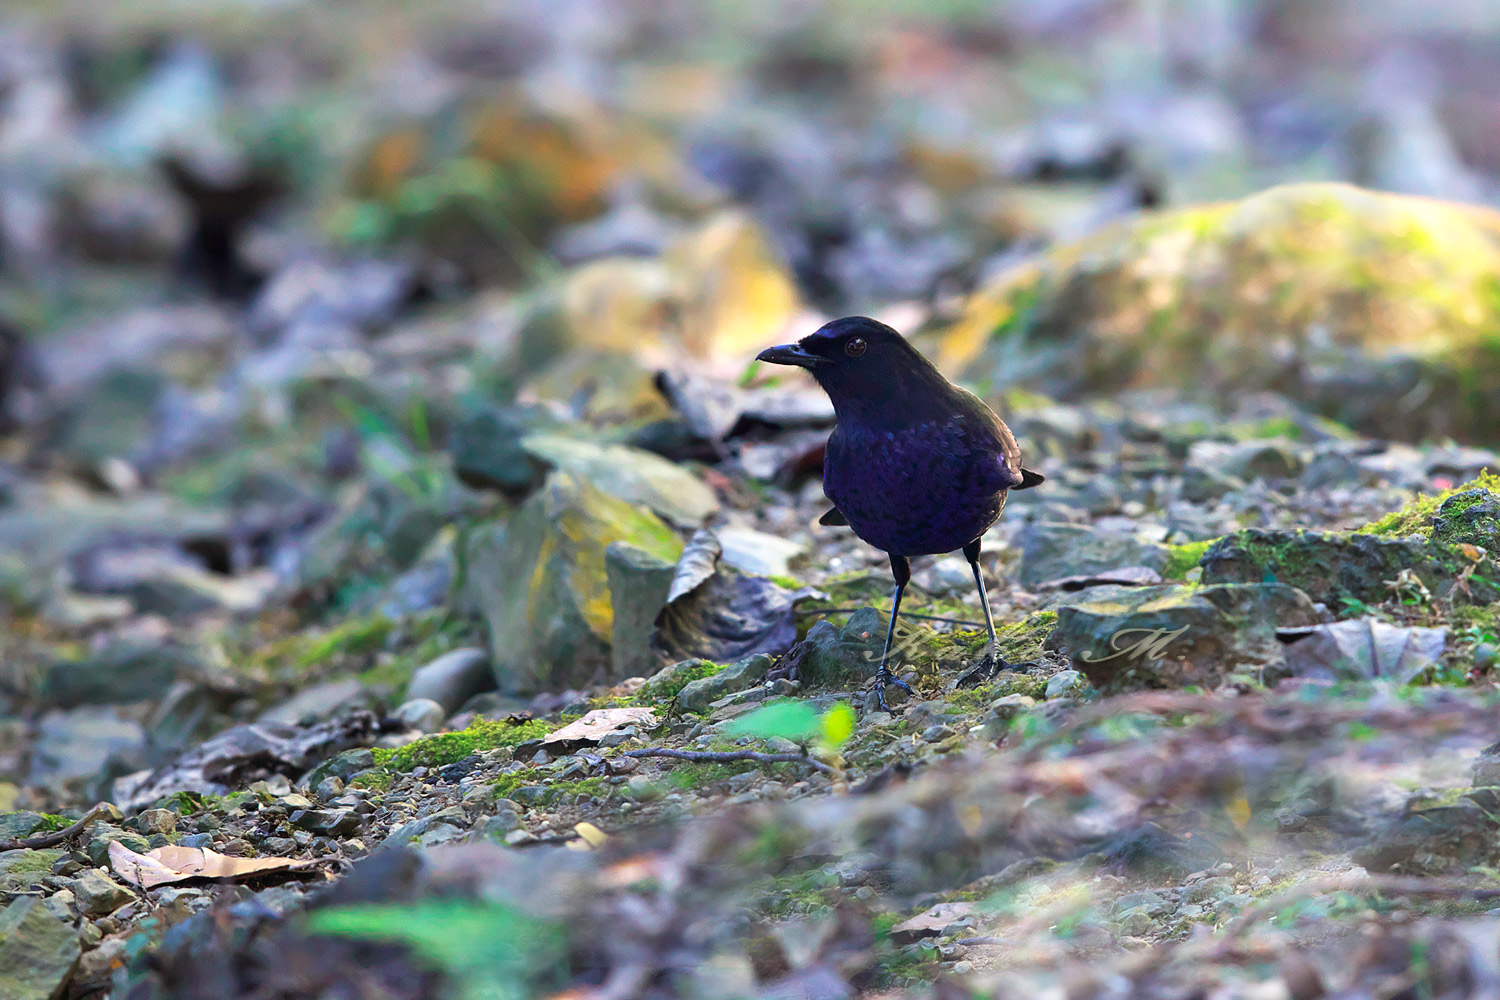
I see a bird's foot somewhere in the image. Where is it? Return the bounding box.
[955,645,1011,688]
[872,666,913,713]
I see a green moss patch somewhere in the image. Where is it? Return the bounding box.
[374,717,561,771]
[1161,540,1215,580]
[1359,472,1500,538]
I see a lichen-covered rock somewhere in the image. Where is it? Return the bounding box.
[1201,525,1498,605]
[0,896,81,1000]
[937,183,1500,442]
[463,472,683,693]
[1428,488,1500,549]
[1055,582,1318,688]
[606,542,678,680]
[676,654,773,712]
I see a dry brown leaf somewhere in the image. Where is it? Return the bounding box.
[108,839,311,888]
[890,901,977,943]
[542,707,658,751]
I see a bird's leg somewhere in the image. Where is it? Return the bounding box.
[873,554,914,712]
[961,538,1009,682]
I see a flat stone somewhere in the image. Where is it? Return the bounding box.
[289,809,359,836]
[1201,526,1495,605]
[66,869,133,916]
[1018,521,1171,588]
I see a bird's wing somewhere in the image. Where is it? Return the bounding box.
[819,507,848,526]
[948,386,1028,491]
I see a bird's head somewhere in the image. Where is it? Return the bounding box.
[756,316,947,418]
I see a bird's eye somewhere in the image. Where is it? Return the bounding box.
[844,337,867,358]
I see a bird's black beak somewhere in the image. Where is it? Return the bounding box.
[756,343,823,368]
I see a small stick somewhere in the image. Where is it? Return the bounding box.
[0,802,119,852]
[623,748,837,776]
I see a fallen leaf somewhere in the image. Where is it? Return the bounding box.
[109,840,312,888]
[890,901,977,944]
[652,531,801,663]
[541,707,658,752]
[1276,619,1448,684]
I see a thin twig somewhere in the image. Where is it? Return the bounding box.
[0,802,118,852]
[623,747,837,776]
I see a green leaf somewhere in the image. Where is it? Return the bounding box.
[308,900,560,1000]
[724,700,820,742]
[818,702,855,752]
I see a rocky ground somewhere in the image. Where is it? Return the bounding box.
[5,2,1500,999]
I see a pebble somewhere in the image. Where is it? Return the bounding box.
[1045,670,1087,699]
[394,698,447,733]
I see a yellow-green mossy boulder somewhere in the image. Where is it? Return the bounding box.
[937,182,1500,442]
[464,471,683,693]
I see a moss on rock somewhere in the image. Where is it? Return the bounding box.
[374,717,560,771]
[935,183,1500,443]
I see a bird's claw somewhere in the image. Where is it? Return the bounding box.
[955,646,1011,688]
[872,667,913,713]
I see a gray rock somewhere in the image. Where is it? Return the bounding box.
[393,698,446,734]
[1192,439,1304,483]
[84,826,150,867]
[450,408,550,496]
[1044,670,1088,699]
[1180,466,1244,503]
[1112,890,1173,917]
[289,809,359,836]
[302,749,376,789]
[794,607,885,687]
[463,472,682,693]
[44,367,163,469]
[0,814,51,843]
[677,654,773,712]
[28,707,147,785]
[638,659,715,701]
[383,805,469,847]
[136,809,177,835]
[41,643,198,708]
[405,648,492,713]
[1018,521,1171,588]
[606,542,676,681]
[66,869,132,916]
[1056,583,1319,689]
[0,896,82,1000]
[258,678,369,725]
[987,694,1036,721]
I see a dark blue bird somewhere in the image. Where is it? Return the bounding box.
[757,316,1044,710]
